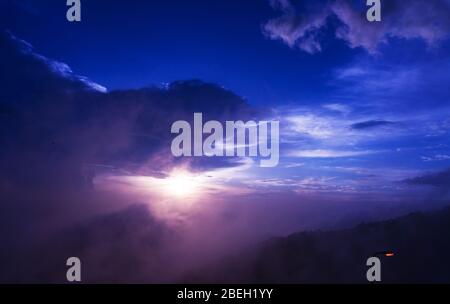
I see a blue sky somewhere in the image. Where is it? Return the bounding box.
[1,0,356,104]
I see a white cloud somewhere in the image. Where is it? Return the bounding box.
[288,149,379,158]
[263,0,450,54]
[286,114,337,139]
[322,103,352,115]
[421,155,450,162]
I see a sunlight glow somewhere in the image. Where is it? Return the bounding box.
[162,170,200,198]
[93,159,255,207]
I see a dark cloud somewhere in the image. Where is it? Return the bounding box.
[0,31,106,102]
[404,168,450,188]
[4,204,178,283]
[0,30,257,187]
[263,0,450,54]
[0,31,262,282]
[351,120,394,130]
[0,30,258,188]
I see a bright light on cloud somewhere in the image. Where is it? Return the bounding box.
[93,158,256,201]
[161,170,201,198]
[95,169,207,201]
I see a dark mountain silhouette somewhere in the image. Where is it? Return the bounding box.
[186,205,450,283]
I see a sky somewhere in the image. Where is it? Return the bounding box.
[1,0,450,282]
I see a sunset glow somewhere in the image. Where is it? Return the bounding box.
[162,170,201,198]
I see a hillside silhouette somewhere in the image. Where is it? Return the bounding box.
[186,205,450,283]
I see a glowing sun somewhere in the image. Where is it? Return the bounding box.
[162,170,200,198]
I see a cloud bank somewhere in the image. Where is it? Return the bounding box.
[263,0,450,54]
